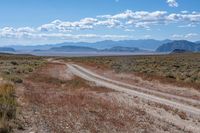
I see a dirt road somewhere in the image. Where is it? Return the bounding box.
[68,64,200,116]
[16,61,200,132]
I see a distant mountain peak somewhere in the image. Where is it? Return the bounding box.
[156,40,200,52]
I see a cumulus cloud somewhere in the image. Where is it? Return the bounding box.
[96,19,121,28]
[36,10,200,32]
[100,10,200,29]
[167,0,179,7]
[38,18,98,32]
[0,27,35,39]
[0,26,132,43]
[1,10,200,43]
[2,10,200,34]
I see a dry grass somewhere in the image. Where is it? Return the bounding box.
[0,83,16,133]
[0,54,46,132]
[0,54,45,83]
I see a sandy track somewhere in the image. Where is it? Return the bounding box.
[67,64,200,116]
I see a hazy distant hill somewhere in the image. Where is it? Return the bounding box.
[50,46,98,52]
[156,40,200,52]
[102,46,143,52]
[10,39,172,52]
[0,47,15,52]
[47,45,147,53]
[171,49,191,54]
[196,41,200,44]
[57,39,171,50]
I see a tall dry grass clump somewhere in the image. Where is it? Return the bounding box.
[0,83,16,133]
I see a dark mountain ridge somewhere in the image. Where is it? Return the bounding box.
[0,47,15,52]
[156,40,200,52]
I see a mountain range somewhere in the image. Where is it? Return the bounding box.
[10,39,172,52]
[47,45,146,53]
[1,39,200,54]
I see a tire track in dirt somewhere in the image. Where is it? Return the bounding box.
[67,63,200,116]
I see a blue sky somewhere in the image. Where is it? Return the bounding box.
[0,0,200,45]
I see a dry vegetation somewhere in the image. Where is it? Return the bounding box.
[0,54,45,132]
[20,62,177,132]
[1,53,200,132]
[0,54,45,83]
[0,83,16,133]
[64,53,200,90]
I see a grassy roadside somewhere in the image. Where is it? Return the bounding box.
[62,53,200,90]
[0,54,46,132]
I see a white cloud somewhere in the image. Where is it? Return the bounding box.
[17,27,35,33]
[172,34,183,38]
[172,33,198,39]
[167,0,179,7]
[1,10,200,43]
[185,33,198,38]
[96,19,121,28]
[0,26,132,42]
[35,10,200,32]
[38,23,56,32]
[38,18,98,32]
[0,27,35,39]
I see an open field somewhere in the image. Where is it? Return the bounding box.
[63,53,200,90]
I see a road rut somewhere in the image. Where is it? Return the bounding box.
[67,64,200,116]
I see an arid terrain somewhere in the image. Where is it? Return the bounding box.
[0,53,200,133]
[1,0,200,132]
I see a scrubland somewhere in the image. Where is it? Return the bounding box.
[20,62,192,132]
[1,53,200,132]
[65,53,200,90]
[0,54,45,83]
[0,54,45,132]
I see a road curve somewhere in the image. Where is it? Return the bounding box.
[67,63,200,116]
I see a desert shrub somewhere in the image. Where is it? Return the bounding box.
[10,77,23,84]
[10,61,18,66]
[3,71,10,75]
